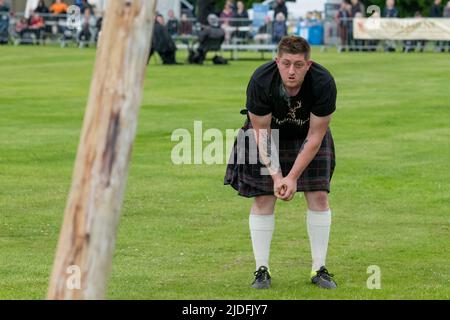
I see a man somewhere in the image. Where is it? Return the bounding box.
[167,9,179,36]
[0,0,9,45]
[224,36,337,289]
[148,14,178,65]
[188,14,225,65]
[349,0,365,51]
[273,0,288,21]
[431,0,444,52]
[383,0,398,52]
[49,0,68,15]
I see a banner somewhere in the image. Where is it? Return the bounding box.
[354,18,450,40]
[252,4,269,30]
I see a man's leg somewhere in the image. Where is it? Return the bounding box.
[304,191,336,289]
[304,191,331,271]
[250,195,276,270]
[249,195,276,289]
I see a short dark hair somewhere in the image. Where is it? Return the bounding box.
[277,36,311,60]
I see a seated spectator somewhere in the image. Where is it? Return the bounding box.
[220,1,234,43]
[50,0,68,15]
[431,0,444,52]
[0,0,9,13]
[148,14,178,65]
[0,0,9,44]
[232,1,249,40]
[35,0,50,35]
[335,0,351,52]
[28,11,45,42]
[78,3,95,44]
[254,15,272,44]
[167,9,179,36]
[403,11,427,52]
[445,1,450,52]
[179,13,193,36]
[220,1,234,25]
[35,0,49,14]
[15,17,30,42]
[383,0,398,52]
[272,12,287,44]
[188,14,226,65]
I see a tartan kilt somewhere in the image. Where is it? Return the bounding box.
[224,120,336,198]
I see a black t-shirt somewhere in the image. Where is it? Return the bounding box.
[246,60,336,139]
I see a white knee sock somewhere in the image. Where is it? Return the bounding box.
[307,209,331,272]
[249,213,275,271]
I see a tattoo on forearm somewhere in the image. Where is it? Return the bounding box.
[299,138,308,153]
[257,129,280,172]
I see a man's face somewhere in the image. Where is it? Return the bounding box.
[275,53,312,90]
[156,16,164,25]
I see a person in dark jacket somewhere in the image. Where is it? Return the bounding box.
[189,14,225,65]
[383,0,398,52]
[431,0,444,52]
[0,0,9,44]
[349,0,365,51]
[198,0,216,25]
[273,0,288,21]
[148,14,178,65]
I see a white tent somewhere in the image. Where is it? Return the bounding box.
[157,0,181,20]
[24,0,39,18]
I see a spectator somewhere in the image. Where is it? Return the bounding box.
[431,0,444,52]
[335,0,351,52]
[78,2,95,44]
[272,12,287,44]
[188,14,226,65]
[0,0,9,44]
[254,15,272,44]
[79,0,94,14]
[220,1,234,26]
[220,1,234,43]
[35,0,49,14]
[167,9,179,36]
[179,13,193,36]
[50,0,68,15]
[445,1,450,52]
[403,11,427,53]
[273,0,288,21]
[383,0,398,52]
[28,11,45,42]
[148,14,178,65]
[233,1,249,40]
[15,17,29,38]
[349,0,365,51]
[0,0,9,14]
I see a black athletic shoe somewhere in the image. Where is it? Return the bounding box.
[251,266,271,289]
[311,266,337,289]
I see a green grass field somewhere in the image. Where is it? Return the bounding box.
[0,45,449,300]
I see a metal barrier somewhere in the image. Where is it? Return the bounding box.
[1,13,447,54]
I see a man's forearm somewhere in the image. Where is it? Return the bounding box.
[287,137,322,181]
[255,129,282,181]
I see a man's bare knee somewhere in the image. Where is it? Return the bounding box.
[252,195,277,215]
[305,191,329,211]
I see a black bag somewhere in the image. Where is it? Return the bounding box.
[212,55,228,65]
